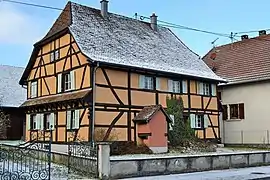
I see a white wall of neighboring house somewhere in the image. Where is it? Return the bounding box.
[220,81,270,144]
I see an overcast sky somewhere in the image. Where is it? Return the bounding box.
[1,0,270,67]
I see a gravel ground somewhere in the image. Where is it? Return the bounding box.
[124,166,270,180]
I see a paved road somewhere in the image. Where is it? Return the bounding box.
[125,166,270,180]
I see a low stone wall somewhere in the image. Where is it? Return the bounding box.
[110,151,270,179]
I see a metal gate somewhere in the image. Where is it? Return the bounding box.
[0,132,52,180]
[67,140,98,177]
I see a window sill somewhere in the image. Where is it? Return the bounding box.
[225,119,243,121]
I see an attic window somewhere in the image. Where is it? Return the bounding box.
[30,81,37,98]
[50,49,60,62]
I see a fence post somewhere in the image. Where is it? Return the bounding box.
[97,142,111,179]
[267,130,269,145]
[241,130,244,144]
[48,125,53,179]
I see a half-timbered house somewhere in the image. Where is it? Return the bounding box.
[19,1,225,143]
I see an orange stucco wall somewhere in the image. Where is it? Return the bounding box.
[25,31,219,143]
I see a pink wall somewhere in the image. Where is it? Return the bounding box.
[137,110,168,148]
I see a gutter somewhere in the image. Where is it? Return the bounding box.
[90,61,100,145]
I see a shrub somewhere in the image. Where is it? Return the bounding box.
[110,141,153,156]
[94,128,119,142]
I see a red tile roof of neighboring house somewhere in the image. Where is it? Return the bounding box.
[203,34,270,85]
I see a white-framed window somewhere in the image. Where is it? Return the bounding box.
[50,49,60,62]
[169,114,175,131]
[203,83,210,96]
[44,113,55,130]
[168,80,187,93]
[31,114,38,130]
[139,75,154,90]
[196,115,204,128]
[30,81,37,98]
[63,72,72,91]
[190,114,209,129]
[197,82,215,96]
[58,71,75,93]
[67,110,80,130]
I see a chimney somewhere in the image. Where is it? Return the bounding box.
[259,30,266,36]
[150,13,158,31]
[241,35,249,40]
[100,0,108,18]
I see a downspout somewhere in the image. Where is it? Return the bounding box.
[91,61,100,144]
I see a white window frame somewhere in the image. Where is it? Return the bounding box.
[139,75,154,90]
[44,113,51,130]
[63,72,72,92]
[30,81,37,98]
[67,110,80,130]
[50,49,60,62]
[31,114,38,130]
[203,83,210,96]
[195,115,203,128]
[172,80,181,93]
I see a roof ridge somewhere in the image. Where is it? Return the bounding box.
[215,34,270,49]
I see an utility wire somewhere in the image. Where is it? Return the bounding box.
[1,0,63,11]
[3,0,270,44]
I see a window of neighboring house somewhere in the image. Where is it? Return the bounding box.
[139,75,154,90]
[229,103,245,120]
[30,114,38,130]
[30,81,37,98]
[67,110,80,130]
[222,105,228,120]
[63,72,72,92]
[50,49,60,62]
[230,104,239,119]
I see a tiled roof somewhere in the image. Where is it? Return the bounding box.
[20,2,224,84]
[203,34,270,84]
[0,65,26,107]
[133,105,172,123]
[21,89,91,107]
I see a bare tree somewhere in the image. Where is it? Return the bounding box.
[0,98,11,139]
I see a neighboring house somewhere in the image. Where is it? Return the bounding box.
[0,65,26,140]
[203,31,270,144]
[19,1,224,144]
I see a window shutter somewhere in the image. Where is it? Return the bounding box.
[156,77,160,90]
[197,82,200,94]
[168,79,173,92]
[211,84,216,96]
[39,114,44,130]
[204,114,209,128]
[55,50,59,60]
[57,73,62,93]
[70,70,75,90]
[26,114,31,130]
[169,114,175,126]
[74,110,80,129]
[239,103,245,119]
[182,80,187,93]
[222,105,228,120]
[67,111,71,129]
[49,113,55,130]
[139,75,145,88]
[190,114,196,128]
[50,52,54,62]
